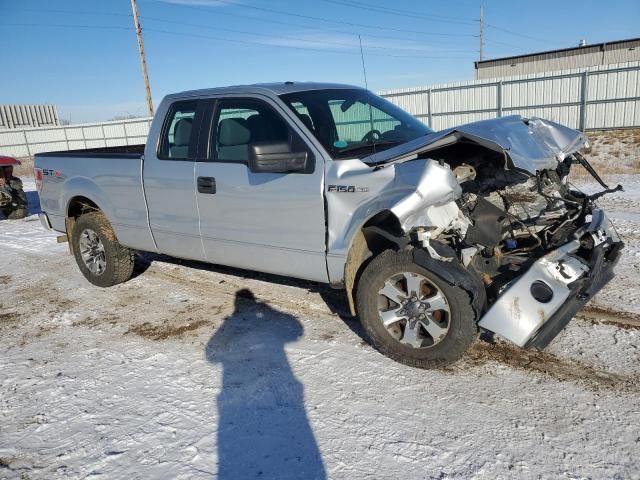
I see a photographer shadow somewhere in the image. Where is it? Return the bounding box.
[205,289,326,480]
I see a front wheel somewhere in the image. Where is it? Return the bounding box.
[71,212,135,287]
[356,249,477,369]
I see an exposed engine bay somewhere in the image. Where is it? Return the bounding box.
[430,143,618,296]
[403,131,623,348]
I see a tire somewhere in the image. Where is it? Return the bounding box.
[71,211,135,287]
[356,249,477,369]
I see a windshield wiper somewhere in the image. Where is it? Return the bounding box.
[334,139,400,156]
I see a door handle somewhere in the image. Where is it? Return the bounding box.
[197,176,216,194]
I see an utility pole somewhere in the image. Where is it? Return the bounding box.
[130,0,154,116]
[479,5,485,62]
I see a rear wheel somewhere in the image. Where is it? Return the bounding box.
[71,212,135,287]
[356,249,477,369]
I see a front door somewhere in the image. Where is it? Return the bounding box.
[194,96,327,282]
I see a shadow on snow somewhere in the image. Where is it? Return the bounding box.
[205,289,326,479]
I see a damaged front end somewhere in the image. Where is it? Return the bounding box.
[331,115,623,350]
[408,117,623,349]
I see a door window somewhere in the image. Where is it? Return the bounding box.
[211,99,290,163]
[158,101,198,160]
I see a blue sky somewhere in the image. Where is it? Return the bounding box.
[1,0,638,122]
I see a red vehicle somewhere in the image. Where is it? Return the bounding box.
[0,155,27,219]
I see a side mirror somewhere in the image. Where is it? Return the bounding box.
[248,142,308,173]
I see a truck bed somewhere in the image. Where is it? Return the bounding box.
[35,144,145,159]
[34,147,155,252]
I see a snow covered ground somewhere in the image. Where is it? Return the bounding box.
[1,179,639,480]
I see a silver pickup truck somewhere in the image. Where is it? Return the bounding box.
[35,82,623,368]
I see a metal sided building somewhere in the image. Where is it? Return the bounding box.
[475,37,640,79]
[0,104,60,129]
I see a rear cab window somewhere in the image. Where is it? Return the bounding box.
[158,101,199,160]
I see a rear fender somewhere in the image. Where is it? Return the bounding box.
[62,177,121,241]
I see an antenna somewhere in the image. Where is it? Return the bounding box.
[358,34,369,89]
[479,5,484,61]
[358,34,376,147]
[131,0,154,116]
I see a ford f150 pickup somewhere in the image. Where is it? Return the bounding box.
[35,82,623,368]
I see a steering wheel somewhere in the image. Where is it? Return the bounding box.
[361,129,382,143]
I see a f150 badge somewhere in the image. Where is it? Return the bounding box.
[327,185,369,193]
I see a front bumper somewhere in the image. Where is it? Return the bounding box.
[478,209,622,348]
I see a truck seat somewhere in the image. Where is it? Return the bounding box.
[218,118,251,161]
[170,118,192,159]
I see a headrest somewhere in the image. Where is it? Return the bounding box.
[173,118,193,146]
[218,118,251,146]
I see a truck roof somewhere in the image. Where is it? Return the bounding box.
[167,82,364,100]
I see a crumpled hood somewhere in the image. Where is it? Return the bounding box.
[362,115,587,174]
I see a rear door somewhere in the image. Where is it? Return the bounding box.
[194,95,328,282]
[143,99,206,260]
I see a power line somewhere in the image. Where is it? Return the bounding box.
[11,5,476,48]
[0,21,474,59]
[483,39,530,52]
[147,0,475,38]
[140,16,472,55]
[143,27,476,59]
[8,7,131,18]
[0,22,132,30]
[486,24,549,44]
[320,0,476,26]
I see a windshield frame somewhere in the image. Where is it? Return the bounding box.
[279,88,433,160]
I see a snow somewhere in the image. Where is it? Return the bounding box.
[1,178,639,479]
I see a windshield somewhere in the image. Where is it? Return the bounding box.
[279,89,433,160]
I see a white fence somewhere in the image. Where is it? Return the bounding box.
[379,62,640,131]
[0,117,152,159]
[2,61,638,159]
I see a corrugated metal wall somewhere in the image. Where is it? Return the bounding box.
[380,62,640,131]
[0,117,152,158]
[1,63,638,159]
[0,105,59,129]
[476,39,640,79]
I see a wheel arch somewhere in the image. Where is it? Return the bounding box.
[67,195,101,219]
[343,209,410,316]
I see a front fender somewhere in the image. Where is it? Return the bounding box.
[325,157,463,285]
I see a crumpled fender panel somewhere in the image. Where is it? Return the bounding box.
[362,115,587,174]
[325,158,462,284]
